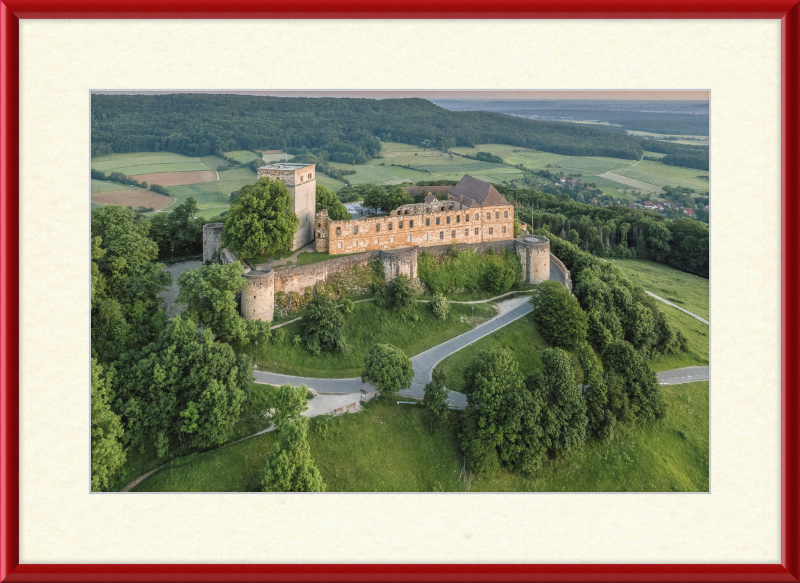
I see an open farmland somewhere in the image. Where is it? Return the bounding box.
[91,179,141,194]
[598,172,665,196]
[260,150,289,163]
[612,161,710,191]
[91,190,173,210]
[131,170,217,186]
[223,150,260,164]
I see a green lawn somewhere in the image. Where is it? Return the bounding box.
[435,312,548,393]
[90,179,142,193]
[296,251,338,266]
[166,184,230,208]
[650,309,709,372]
[133,381,708,492]
[255,301,497,378]
[611,259,709,320]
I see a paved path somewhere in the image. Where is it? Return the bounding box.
[645,291,709,325]
[255,295,534,409]
[656,366,709,385]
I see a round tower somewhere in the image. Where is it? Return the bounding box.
[515,236,550,284]
[203,223,224,264]
[241,268,275,322]
[379,247,418,282]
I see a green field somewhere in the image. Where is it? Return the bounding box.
[133,380,708,492]
[316,173,347,191]
[435,311,547,393]
[224,150,260,164]
[611,259,709,320]
[613,161,709,192]
[90,179,142,193]
[256,300,497,378]
[91,152,213,176]
[261,151,289,164]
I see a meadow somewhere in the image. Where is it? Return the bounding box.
[133,381,708,492]
[223,150,260,164]
[90,178,142,193]
[254,300,497,378]
[91,152,215,175]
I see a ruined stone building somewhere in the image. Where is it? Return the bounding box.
[257,162,317,251]
[315,174,515,255]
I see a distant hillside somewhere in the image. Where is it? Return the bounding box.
[91,94,645,163]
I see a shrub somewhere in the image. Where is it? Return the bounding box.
[341,298,355,314]
[302,291,347,355]
[375,274,420,319]
[417,247,521,296]
[431,293,449,320]
[361,343,414,397]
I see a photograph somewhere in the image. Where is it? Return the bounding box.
[89,90,711,493]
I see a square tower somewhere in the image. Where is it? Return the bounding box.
[256,163,316,251]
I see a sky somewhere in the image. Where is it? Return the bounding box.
[94,90,708,101]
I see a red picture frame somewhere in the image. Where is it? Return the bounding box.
[1,3,798,582]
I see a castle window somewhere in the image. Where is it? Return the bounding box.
[308,173,312,180]
[336,227,341,236]
[504,211,509,218]
[436,217,440,225]
[466,214,470,222]
[426,218,430,227]
[465,229,469,237]
[390,236,395,243]
[399,221,403,229]
[388,222,392,230]
[407,235,411,242]
[374,238,378,244]
[496,212,500,219]
[446,216,450,224]
[456,215,460,223]
[354,226,359,234]
[376,224,380,232]
[451,230,455,238]
[502,226,506,234]
[489,228,493,235]
[440,231,444,240]
[337,242,342,249]
[353,241,358,247]
[424,233,429,241]
[410,220,414,228]
[317,223,321,228]
[475,228,479,235]
[475,214,480,221]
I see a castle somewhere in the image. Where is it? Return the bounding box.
[315,174,515,255]
[202,164,569,323]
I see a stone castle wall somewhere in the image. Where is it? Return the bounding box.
[202,223,224,264]
[516,236,551,285]
[317,205,514,256]
[257,164,316,251]
[241,268,275,322]
[549,252,573,292]
[274,250,381,294]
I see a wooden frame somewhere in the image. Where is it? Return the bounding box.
[1,3,797,581]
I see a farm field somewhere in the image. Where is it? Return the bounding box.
[91,190,173,210]
[599,172,664,197]
[316,173,347,191]
[255,300,497,379]
[611,259,709,320]
[628,129,709,141]
[260,151,289,164]
[224,150,260,164]
[90,179,141,193]
[612,161,710,192]
[132,170,217,186]
[133,381,708,492]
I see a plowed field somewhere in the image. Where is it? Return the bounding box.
[132,170,217,186]
[91,190,173,210]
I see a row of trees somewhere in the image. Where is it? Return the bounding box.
[91,94,646,162]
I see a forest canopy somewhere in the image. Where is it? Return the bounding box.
[91,94,645,162]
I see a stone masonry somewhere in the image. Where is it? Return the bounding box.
[257,163,316,251]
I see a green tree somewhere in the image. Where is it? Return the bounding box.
[302,291,346,355]
[382,185,413,211]
[222,177,299,259]
[316,185,350,220]
[114,315,251,457]
[361,343,414,397]
[176,262,270,345]
[362,185,388,211]
[423,368,449,425]
[262,417,326,492]
[646,221,672,262]
[531,348,588,453]
[430,293,449,320]
[529,280,588,351]
[602,339,666,422]
[460,348,524,474]
[91,359,127,491]
[567,229,581,246]
[149,197,205,259]
[269,384,310,432]
[499,384,547,476]
[377,274,420,318]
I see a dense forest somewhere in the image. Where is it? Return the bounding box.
[636,137,709,171]
[91,94,645,162]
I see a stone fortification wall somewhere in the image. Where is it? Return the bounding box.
[390,200,458,217]
[241,268,275,322]
[274,251,381,294]
[515,236,551,285]
[202,223,224,264]
[549,252,573,291]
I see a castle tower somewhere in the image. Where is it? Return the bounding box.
[203,223,224,264]
[257,163,316,251]
[241,267,275,322]
[515,236,550,284]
